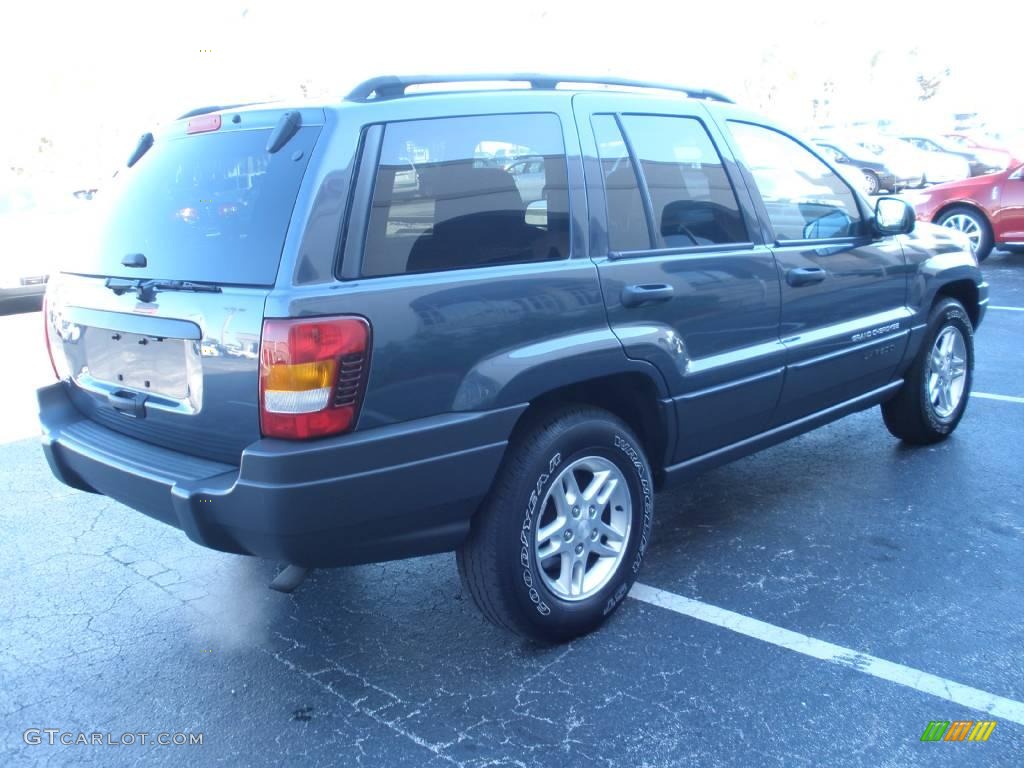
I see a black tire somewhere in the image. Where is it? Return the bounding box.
[862,170,880,196]
[457,406,654,642]
[936,206,993,262]
[881,298,974,445]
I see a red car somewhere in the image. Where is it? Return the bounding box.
[944,133,1020,171]
[907,162,1024,261]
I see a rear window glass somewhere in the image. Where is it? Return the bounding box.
[361,113,570,277]
[69,126,320,285]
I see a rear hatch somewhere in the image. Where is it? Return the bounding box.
[45,106,324,464]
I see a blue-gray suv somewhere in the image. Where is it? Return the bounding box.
[39,74,988,641]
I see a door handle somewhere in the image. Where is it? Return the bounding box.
[621,283,674,307]
[786,267,828,287]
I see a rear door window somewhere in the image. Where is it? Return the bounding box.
[72,125,321,285]
[619,115,749,248]
[361,113,570,277]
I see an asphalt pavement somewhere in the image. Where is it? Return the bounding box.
[2,251,1022,767]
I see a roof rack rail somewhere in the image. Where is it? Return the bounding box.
[345,74,734,104]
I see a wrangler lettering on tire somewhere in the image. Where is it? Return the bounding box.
[457,407,654,642]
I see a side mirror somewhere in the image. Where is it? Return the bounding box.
[1009,165,1024,180]
[874,196,915,236]
[803,209,854,239]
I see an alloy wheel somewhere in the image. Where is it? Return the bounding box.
[927,326,968,419]
[534,456,631,601]
[941,213,982,254]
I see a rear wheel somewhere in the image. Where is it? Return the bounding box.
[457,407,654,642]
[881,298,974,444]
[936,206,993,261]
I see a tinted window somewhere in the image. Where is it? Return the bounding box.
[74,126,320,285]
[592,115,650,252]
[361,114,569,277]
[621,115,748,248]
[729,122,862,240]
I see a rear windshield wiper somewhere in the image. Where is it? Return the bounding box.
[105,277,223,303]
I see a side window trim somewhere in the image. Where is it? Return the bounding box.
[339,124,383,280]
[608,240,757,260]
[726,119,869,244]
[612,113,659,251]
[774,235,865,247]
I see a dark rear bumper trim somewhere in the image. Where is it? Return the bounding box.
[39,382,524,566]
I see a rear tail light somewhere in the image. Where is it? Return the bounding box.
[42,295,71,380]
[258,316,370,440]
[42,295,60,380]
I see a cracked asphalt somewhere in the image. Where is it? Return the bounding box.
[2,251,1023,767]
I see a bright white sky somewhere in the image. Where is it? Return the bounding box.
[2,0,1017,187]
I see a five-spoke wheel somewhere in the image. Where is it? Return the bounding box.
[534,456,631,601]
[927,326,968,419]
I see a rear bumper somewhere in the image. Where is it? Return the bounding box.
[893,174,922,190]
[39,382,522,566]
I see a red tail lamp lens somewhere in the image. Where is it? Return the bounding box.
[258,317,370,440]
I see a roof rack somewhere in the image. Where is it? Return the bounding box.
[345,74,734,104]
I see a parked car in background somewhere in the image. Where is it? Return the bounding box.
[860,135,968,186]
[504,155,547,203]
[812,139,899,195]
[943,133,1018,171]
[905,162,1024,260]
[848,135,934,188]
[897,134,1001,177]
[814,135,924,193]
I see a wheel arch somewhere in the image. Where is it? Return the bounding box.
[507,372,674,488]
[934,279,980,328]
[932,200,993,233]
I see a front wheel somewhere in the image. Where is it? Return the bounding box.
[457,407,654,642]
[881,298,974,444]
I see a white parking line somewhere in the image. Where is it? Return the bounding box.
[630,582,1024,726]
[989,305,1024,312]
[974,392,1024,404]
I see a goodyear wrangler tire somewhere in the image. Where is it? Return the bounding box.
[457,407,654,642]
